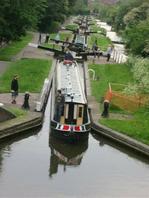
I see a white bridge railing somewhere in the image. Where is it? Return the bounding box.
[111,49,128,63]
[36,78,51,112]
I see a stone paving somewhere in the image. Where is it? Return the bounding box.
[87,55,115,65]
[13,32,53,60]
[0,61,10,75]
[0,93,39,112]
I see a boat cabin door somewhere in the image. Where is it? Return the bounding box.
[76,105,84,125]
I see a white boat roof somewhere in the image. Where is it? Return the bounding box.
[57,61,87,104]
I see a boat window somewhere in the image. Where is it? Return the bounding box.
[65,104,69,119]
[78,107,83,117]
[73,105,77,119]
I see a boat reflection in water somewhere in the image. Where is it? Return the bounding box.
[49,137,88,177]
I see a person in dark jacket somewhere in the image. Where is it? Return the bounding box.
[11,75,19,104]
[22,92,30,109]
[106,45,114,62]
[64,49,74,61]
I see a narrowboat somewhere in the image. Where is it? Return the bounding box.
[50,59,91,142]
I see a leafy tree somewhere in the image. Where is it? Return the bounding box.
[72,0,89,15]
[124,2,149,27]
[124,18,149,56]
[124,57,149,94]
[0,0,47,43]
[38,0,69,33]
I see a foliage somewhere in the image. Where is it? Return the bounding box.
[94,0,149,57]
[38,0,69,32]
[124,57,149,95]
[123,84,138,95]
[0,0,47,43]
[123,2,149,27]
[124,18,149,57]
[0,0,88,42]
[72,0,90,15]
[0,58,52,93]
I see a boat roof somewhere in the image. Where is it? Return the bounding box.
[75,34,86,45]
[57,61,87,104]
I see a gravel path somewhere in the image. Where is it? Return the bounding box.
[14,32,53,60]
[0,93,39,112]
[0,61,10,76]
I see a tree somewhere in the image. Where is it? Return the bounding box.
[38,0,69,33]
[124,57,149,95]
[124,2,149,27]
[0,0,47,43]
[72,0,89,15]
[124,18,149,57]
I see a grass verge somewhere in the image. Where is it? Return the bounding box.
[0,33,33,61]
[65,24,78,31]
[90,25,102,32]
[89,63,149,145]
[50,32,72,41]
[89,63,133,101]
[5,107,27,117]
[0,58,52,93]
[100,108,149,145]
[42,43,62,51]
[88,33,112,51]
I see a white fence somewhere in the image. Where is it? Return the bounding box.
[36,78,51,112]
[111,49,128,63]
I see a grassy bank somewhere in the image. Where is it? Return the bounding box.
[88,33,111,51]
[89,63,149,145]
[90,25,104,33]
[0,33,33,61]
[42,43,62,51]
[0,58,52,93]
[65,24,78,31]
[100,108,149,145]
[41,31,73,50]
[50,32,72,41]
[5,107,27,117]
[89,63,133,101]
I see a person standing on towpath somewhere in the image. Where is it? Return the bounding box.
[106,45,114,62]
[11,75,19,104]
[101,83,112,118]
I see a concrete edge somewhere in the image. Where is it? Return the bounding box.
[0,114,43,140]
[89,110,149,158]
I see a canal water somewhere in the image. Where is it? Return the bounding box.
[0,96,149,197]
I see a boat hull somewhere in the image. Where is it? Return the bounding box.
[50,121,90,143]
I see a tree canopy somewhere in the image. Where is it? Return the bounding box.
[0,0,88,43]
[0,0,47,43]
[94,0,149,57]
